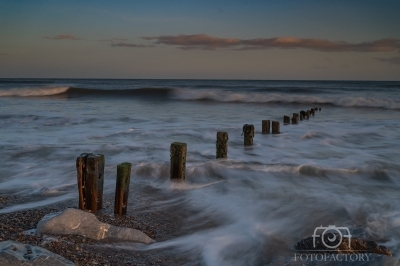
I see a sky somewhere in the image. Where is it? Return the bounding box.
[0,0,400,80]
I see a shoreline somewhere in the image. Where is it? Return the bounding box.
[0,193,193,265]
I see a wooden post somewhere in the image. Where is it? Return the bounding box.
[293,113,299,118]
[300,114,303,121]
[170,142,187,181]
[310,109,315,116]
[243,124,254,146]
[300,110,306,117]
[319,108,321,111]
[76,153,105,212]
[314,107,319,111]
[292,116,299,124]
[306,110,310,119]
[272,121,280,134]
[114,162,132,215]
[283,115,291,124]
[216,132,228,159]
[262,120,270,134]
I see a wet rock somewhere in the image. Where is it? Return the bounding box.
[295,234,392,256]
[0,240,74,266]
[268,254,400,266]
[35,208,155,244]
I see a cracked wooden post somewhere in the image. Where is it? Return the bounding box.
[216,132,228,159]
[76,153,105,212]
[283,115,290,124]
[114,162,132,215]
[272,121,280,134]
[170,142,187,181]
[262,120,270,134]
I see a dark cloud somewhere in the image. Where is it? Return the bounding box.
[375,56,400,65]
[42,34,83,41]
[99,38,130,42]
[141,34,400,52]
[111,42,153,48]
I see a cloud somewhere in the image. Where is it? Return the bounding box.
[111,42,153,48]
[99,38,129,42]
[42,34,83,41]
[142,34,240,50]
[141,34,400,52]
[375,56,400,65]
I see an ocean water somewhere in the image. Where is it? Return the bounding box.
[0,79,400,264]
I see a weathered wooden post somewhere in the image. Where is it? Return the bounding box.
[216,132,228,159]
[262,120,270,134]
[76,153,105,212]
[311,109,315,116]
[114,162,132,215]
[283,115,291,124]
[292,116,299,124]
[293,113,299,118]
[243,124,255,146]
[170,142,187,181]
[306,110,310,119]
[272,121,280,134]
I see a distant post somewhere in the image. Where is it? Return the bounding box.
[284,115,291,124]
[272,121,280,134]
[262,120,270,134]
[76,153,105,212]
[311,109,315,116]
[170,142,187,181]
[306,110,310,119]
[216,132,228,159]
[292,116,299,124]
[243,124,255,146]
[114,162,132,215]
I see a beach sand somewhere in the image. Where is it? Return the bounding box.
[0,188,202,265]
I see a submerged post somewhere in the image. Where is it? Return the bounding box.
[76,153,105,212]
[170,142,187,181]
[283,115,291,124]
[216,132,228,159]
[262,120,270,134]
[114,162,132,215]
[243,124,255,146]
[272,121,280,134]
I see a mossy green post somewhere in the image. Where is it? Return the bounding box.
[114,162,132,215]
[76,153,105,212]
[170,142,187,181]
[216,132,228,159]
[262,120,270,134]
[243,124,254,146]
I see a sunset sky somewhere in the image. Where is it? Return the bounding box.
[1,0,399,80]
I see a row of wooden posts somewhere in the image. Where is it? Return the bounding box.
[76,107,321,215]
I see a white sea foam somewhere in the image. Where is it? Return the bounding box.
[0,86,69,97]
[173,89,400,109]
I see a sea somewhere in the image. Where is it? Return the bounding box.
[0,79,399,265]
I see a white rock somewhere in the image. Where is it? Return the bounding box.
[35,208,155,244]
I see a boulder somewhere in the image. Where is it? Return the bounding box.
[35,208,154,244]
